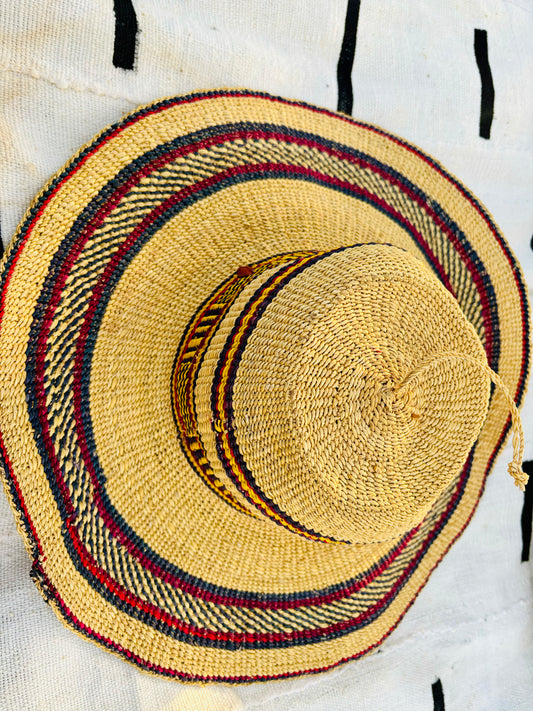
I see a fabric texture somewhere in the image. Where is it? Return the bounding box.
[0,1,532,709]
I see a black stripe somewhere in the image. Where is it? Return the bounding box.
[337,0,361,114]
[432,679,445,711]
[474,29,494,139]
[113,0,138,70]
[521,460,533,562]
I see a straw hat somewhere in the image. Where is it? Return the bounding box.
[0,89,529,682]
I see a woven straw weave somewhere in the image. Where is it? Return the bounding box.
[0,90,529,682]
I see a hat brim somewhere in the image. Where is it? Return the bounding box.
[0,89,529,681]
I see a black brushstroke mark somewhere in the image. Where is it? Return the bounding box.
[529,233,533,252]
[432,679,445,711]
[113,0,138,70]
[337,0,361,114]
[474,29,494,139]
[521,460,533,562]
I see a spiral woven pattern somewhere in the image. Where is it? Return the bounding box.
[0,90,529,681]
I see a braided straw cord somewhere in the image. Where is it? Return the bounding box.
[399,352,527,490]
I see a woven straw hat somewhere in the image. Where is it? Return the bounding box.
[0,89,530,682]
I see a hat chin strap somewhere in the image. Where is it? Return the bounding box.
[397,352,527,491]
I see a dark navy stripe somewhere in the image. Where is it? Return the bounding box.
[42,567,400,682]
[521,460,533,562]
[112,0,138,70]
[337,0,361,114]
[77,171,430,547]
[474,29,494,139]
[1,87,517,318]
[77,164,480,552]
[0,90,526,564]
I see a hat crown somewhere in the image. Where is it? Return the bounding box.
[193,243,491,545]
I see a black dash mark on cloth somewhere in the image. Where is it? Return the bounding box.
[521,460,533,562]
[474,29,494,139]
[432,679,445,711]
[337,0,361,114]
[113,0,138,70]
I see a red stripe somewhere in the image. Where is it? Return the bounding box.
[60,511,415,643]
[210,252,346,542]
[28,456,470,660]
[44,567,373,681]
[3,87,522,406]
[1,88,524,356]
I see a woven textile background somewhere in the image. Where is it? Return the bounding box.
[0,1,532,709]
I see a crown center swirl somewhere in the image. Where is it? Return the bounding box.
[378,380,420,419]
[336,364,421,454]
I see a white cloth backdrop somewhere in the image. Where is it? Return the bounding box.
[0,1,532,709]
